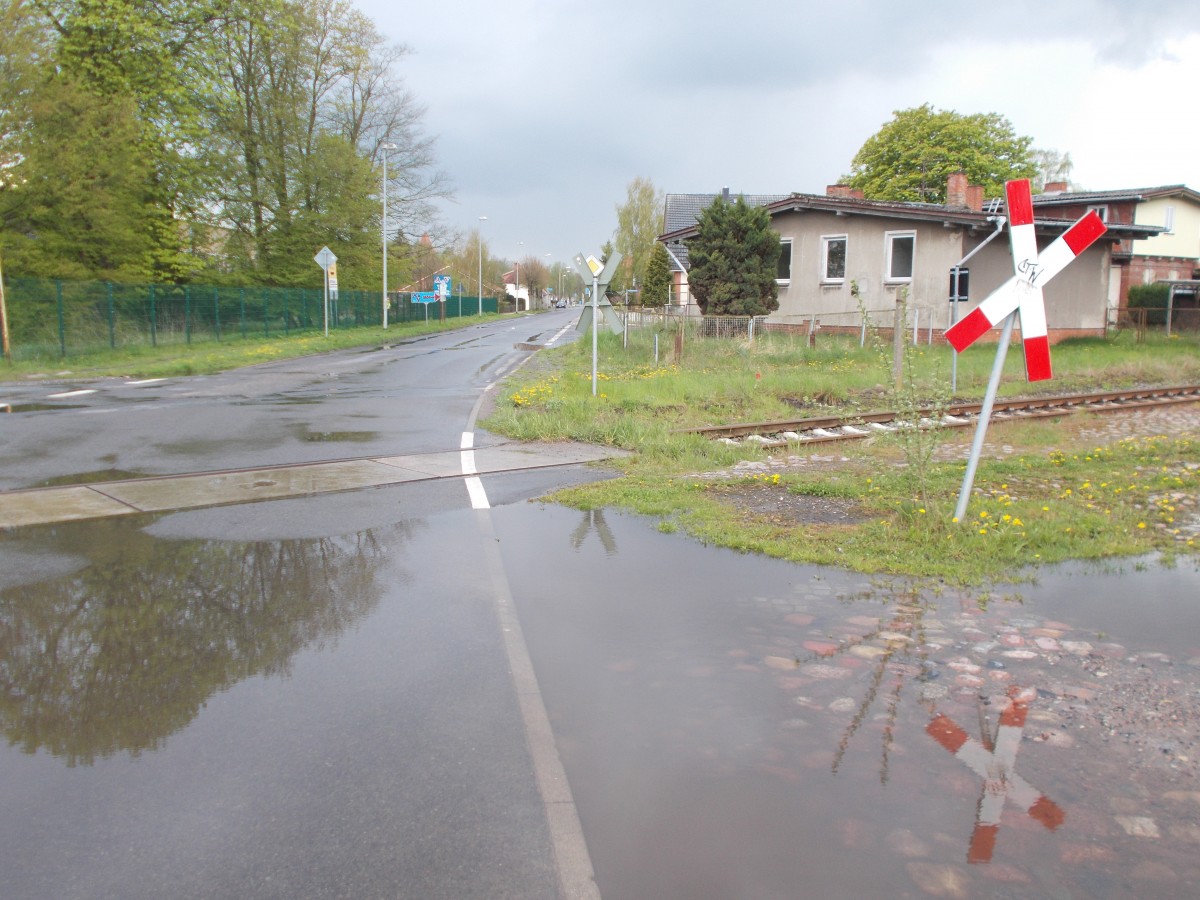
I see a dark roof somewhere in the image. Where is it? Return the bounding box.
[1032,184,1200,206]
[662,193,787,269]
[659,190,1164,271]
[663,192,787,233]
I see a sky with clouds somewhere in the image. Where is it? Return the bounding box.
[353,0,1200,268]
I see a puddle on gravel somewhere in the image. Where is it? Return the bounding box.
[497,503,1200,900]
[298,429,380,443]
[0,403,86,413]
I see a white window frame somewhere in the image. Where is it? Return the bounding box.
[1164,204,1176,234]
[776,239,793,284]
[884,231,916,283]
[821,234,847,283]
[1088,204,1109,222]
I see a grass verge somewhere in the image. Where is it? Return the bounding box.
[482,327,1200,583]
[0,314,508,381]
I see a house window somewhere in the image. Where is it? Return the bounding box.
[885,231,915,281]
[1088,204,1109,222]
[822,235,847,282]
[776,239,792,282]
[1164,205,1176,234]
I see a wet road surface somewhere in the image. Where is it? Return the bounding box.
[499,503,1200,900]
[5,311,1200,898]
[0,476,600,899]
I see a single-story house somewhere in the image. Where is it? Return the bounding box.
[1031,183,1200,312]
[659,175,1164,343]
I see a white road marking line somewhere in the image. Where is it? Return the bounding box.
[461,430,488,507]
[125,378,166,386]
[464,476,490,509]
[46,389,96,399]
[546,321,574,346]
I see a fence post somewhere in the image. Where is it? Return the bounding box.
[107,282,115,349]
[284,288,290,335]
[57,280,66,357]
[893,288,907,390]
[149,283,157,347]
[185,285,192,344]
[262,288,269,337]
[214,288,221,341]
[239,288,246,337]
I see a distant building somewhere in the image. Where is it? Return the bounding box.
[1032,184,1200,313]
[660,174,1163,342]
[503,269,531,311]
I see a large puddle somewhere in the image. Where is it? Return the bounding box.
[3,489,1198,898]
[497,503,1200,899]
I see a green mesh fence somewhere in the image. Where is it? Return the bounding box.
[0,278,498,360]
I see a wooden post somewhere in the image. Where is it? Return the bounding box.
[893,287,907,390]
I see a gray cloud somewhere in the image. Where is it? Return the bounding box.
[355,0,1200,265]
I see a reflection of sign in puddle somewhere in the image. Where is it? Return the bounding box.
[927,685,1065,864]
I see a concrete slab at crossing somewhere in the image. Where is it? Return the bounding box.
[0,442,622,528]
[0,485,142,527]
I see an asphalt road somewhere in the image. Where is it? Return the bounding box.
[0,309,585,490]
[0,308,604,899]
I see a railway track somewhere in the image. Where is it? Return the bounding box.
[683,385,1200,449]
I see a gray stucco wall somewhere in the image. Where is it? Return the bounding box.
[768,210,1111,333]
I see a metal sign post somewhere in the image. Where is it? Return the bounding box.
[575,252,623,397]
[948,266,969,394]
[314,246,337,337]
[946,180,1107,521]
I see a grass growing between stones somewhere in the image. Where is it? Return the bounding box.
[483,326,1200,583]
[551,432,1198,583]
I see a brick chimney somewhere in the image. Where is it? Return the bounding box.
[946,172,968,208]
[826,184,865,199]
[1043,181,1069,193]
[966,184,984,212]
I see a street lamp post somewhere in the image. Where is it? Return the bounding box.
[477,216,487,316]
[380,141,397,328]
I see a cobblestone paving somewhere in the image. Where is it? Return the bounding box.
[728,571,1200,897]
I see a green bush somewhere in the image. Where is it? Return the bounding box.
[1128,283,1170,325]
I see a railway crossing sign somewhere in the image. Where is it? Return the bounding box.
[945,180,1106,382]
[949,180,1107,521]
[927,686,1064,864]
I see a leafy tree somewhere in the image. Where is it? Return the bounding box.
[0,73,156,279]
[1,0,447,287]
[845,104,1037,203]
[686,196,781,317]
[29,0,235,280]
[209,0,446,288]
[642,242,671,307]
[1030,147,1075,191]
[612,176,663,292]
[518,255,549,302]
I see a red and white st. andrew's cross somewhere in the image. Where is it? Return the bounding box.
[927,686,1065,864]
[945,179,1107,382]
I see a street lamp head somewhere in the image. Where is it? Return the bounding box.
[380,141,398,152]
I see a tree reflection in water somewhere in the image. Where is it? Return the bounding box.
[0,516,406,766]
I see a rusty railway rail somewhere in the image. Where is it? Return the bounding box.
[682,385,1200,448]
